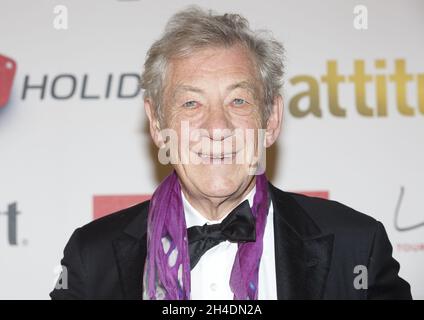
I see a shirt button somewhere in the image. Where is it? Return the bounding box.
[210,283,217,291]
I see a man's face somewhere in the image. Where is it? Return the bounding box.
[146,45,282,200]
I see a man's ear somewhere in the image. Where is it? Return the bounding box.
[265,95,283,148]
[144,99,163,148]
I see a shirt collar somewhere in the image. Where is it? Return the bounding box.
[182,186,256,228]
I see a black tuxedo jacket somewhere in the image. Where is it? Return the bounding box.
[50,183,412,300]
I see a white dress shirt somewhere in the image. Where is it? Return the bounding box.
[182,187,277,300]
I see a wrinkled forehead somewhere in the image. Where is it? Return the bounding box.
[163,45,261,95]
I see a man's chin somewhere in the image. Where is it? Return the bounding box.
[185,165,247,197]
[194,162,243,176]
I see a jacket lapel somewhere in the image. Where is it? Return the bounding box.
[112,203,149,299]
[269,183,334,299]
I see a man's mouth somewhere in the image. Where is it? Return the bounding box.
[197,152,237,160]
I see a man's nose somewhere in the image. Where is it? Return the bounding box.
[203,106,234,139]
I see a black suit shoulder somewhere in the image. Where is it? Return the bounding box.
[280,190,411,299]
[77,200,150,246]
[50,200,150,300]
[285,191,381,263]
[287,192,379,234]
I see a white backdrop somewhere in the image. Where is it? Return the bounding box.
[0,0,423,299]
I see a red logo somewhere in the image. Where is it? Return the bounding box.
[92,191,329,220]
[93,194,151,220]
[0,54,17,108]
[297,190,329,199]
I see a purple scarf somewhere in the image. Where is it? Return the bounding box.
[142,171,269,300]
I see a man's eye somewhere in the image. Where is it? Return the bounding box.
[232,98,247,106]
[182,101,199,108]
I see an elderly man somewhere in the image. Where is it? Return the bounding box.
[50,7,411,300]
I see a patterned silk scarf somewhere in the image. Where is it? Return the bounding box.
[142,170,269,300]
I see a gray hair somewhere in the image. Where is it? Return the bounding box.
[140,6,284,121]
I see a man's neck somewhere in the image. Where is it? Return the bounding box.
[181,178,256,221]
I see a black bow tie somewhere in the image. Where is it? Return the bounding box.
[187,200,256,270]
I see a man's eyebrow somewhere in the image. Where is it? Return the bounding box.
[226,80,258,94]
[173,85,205,95]
[172,80,258,96]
